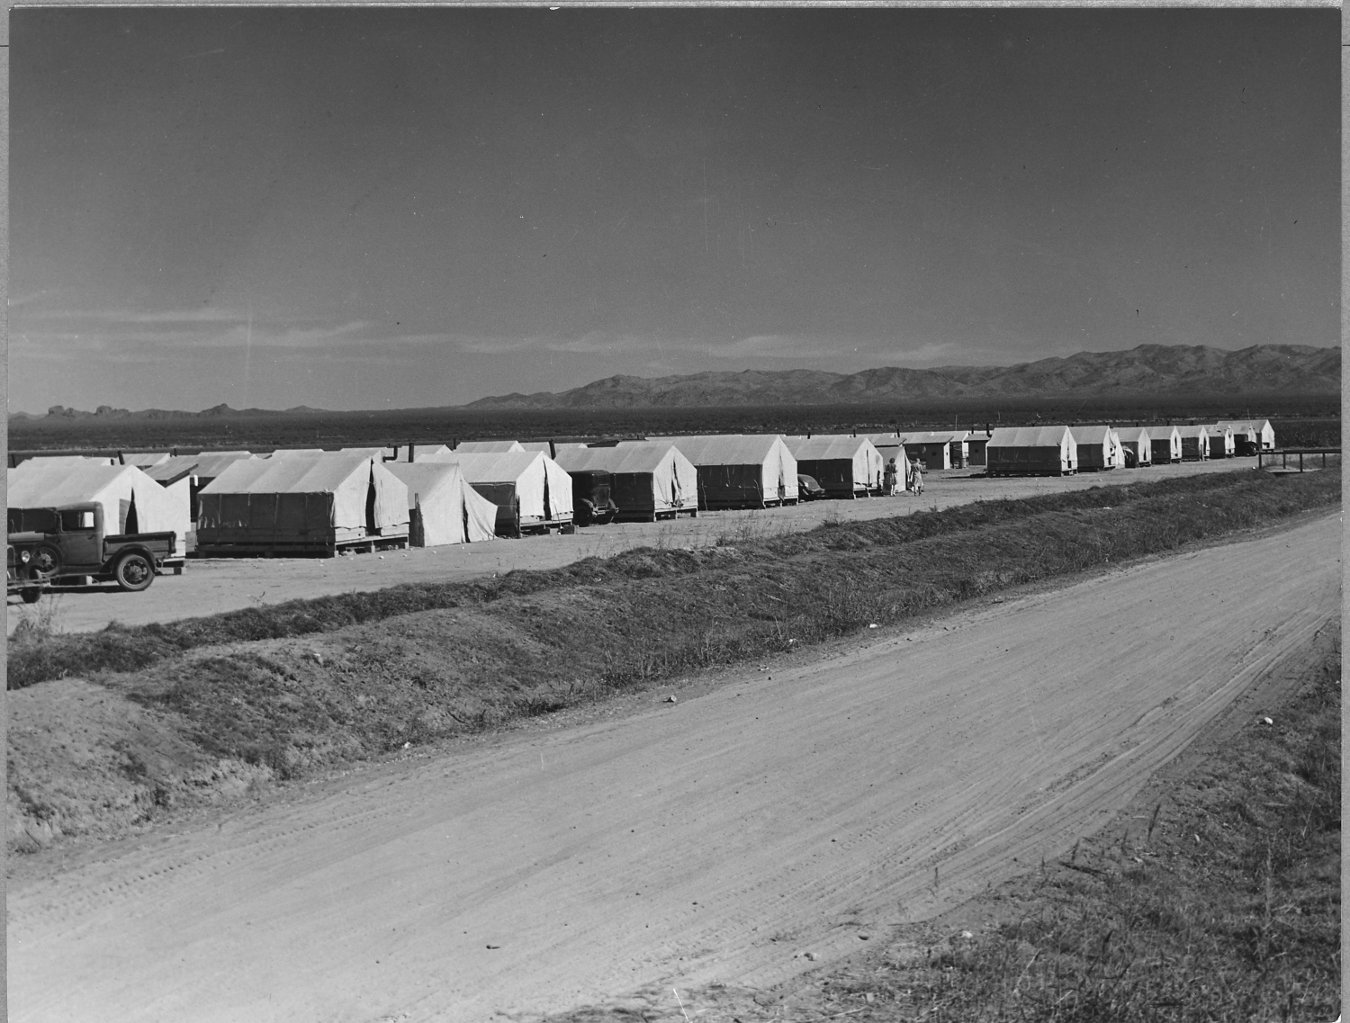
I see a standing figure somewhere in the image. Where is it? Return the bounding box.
[910,462,924,496]
[883,458,897,496]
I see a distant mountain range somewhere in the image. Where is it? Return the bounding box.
[11,344,1340,422]
[466,344,1341,410]
[13,402,328,422]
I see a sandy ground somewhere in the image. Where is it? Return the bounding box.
[7,509,1338,1023]
[7,457,1271,635]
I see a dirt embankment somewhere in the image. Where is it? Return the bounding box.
[7,511,1340,1023]
[8,468,1334,855]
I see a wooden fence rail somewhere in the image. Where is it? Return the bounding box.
[1257,447,1341,472]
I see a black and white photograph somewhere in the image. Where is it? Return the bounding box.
[6,6,1341,1022]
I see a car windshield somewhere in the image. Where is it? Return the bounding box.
[8,507,60,533]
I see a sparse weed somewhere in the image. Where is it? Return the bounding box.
[9,595,66,646]
[800,644,1343,1023]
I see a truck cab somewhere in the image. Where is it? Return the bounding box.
[7,502,182,596]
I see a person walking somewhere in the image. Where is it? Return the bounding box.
[910,462,924,496]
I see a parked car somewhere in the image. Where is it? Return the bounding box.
[797,474,826,501]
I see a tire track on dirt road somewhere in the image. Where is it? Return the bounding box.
[7,511,1340,1023]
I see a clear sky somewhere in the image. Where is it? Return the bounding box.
[9,7,1340,413]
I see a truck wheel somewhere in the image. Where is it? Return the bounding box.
[31,544,62,581]
[114,551,155,592]
[21,586,42,604]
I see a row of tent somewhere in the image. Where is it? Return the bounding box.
[459,434,892,504]
[7,434,883,557]
[5,453,495,556]
[982,419,1275,477]
[7,418,1276,557]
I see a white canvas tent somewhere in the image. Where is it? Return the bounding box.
[986,426,1078,477]
[144,452,257,521]
[1217,419,1274,452]
[197,453,409,555]
[650,435,798,509]
[1114,427,1152,467]
[786,435,884,498]
[558,442,698,521]
[417,449,573,535]
[859,434,912,483]
[1174,426,1210,461]
[7,460,191,548]
[896,431,966,471]
[1110,430,1126,469]
[1148,425,1182,464]
[1070,425,1118,471]
[384,462,497,546]
[1201,424,1235,458]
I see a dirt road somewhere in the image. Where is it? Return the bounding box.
[7,457,1266,635]
[8,510,1338,1023]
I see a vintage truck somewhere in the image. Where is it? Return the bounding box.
[569,469,620,527]
[6,502,184,599]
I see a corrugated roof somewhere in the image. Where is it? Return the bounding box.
[142,456,200,483]
[143,451,256,481]
[121,452,171,467]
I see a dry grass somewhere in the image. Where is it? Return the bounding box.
[803,642,1342,1023]
[6,469,1339,856]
